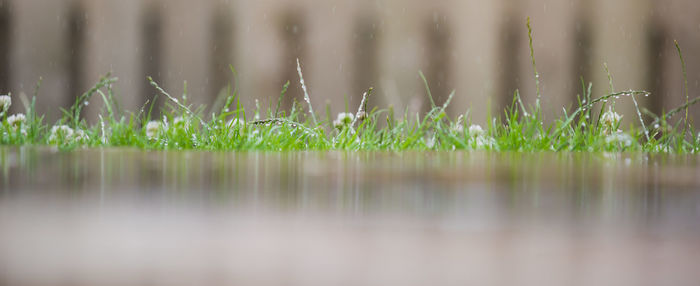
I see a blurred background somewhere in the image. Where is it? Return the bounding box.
[1,0,699,124]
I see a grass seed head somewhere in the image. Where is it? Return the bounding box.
[451,115,465,133]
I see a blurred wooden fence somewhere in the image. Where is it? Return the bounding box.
[1,0,699,124]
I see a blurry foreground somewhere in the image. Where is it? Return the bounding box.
[1,148,700,285]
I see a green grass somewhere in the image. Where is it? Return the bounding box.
[1,20,699,153]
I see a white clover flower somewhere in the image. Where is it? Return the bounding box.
[333,112,354,129]
[652,144,673,153]
[468,124,485,137]
[49,125,74,143]
[173,116,185,125]
[145,121,162,139]
[226,118,246,133]
[464,124,495,149]
[605,131,634,148]
[73,129,89,144]
[0,95,10,112]
[600,108,622,134]
[48,125,89,145]
[226,118,241,127]
[601,110,622,125]
[425,135,436,149]
[474,136,496,149]
[7,113,26,128]
[173,116,192,128]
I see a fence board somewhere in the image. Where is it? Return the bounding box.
[11,0,73,119]
[1,0,698,125]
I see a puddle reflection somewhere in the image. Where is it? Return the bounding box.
[1,147,699,285]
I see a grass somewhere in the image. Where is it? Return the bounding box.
[0,20,699,153]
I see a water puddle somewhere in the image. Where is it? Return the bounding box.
[1,147,699,285]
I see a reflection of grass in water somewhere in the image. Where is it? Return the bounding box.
[0,20,699,153]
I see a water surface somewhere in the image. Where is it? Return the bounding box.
[1,147,699,285]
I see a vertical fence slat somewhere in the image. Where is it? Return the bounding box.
[210,3,234,100]
[12,0,72,120]
[653,0,700,125]
[82,0,142,119]
[66,1,86,108]
[496,0,523,115]
[572,0,593,100]
[0,0,11,96]
[511,0,577,119]
[352,12,379,108]
[161,0,211,109]
[141,1,164,111]
[590,0,652,122]
[278,8,306,111]
[423,11,452,112]
[646,15,668,118]
[378,0,428,115]
[305,0,355,116]
[452,0,499,123]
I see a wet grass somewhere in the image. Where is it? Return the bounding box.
[0,19,699,153]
